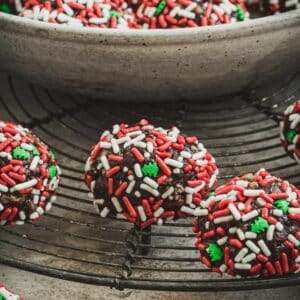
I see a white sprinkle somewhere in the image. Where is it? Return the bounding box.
[33,195,39,205]
[84,158,91,172]
[228,203,241,220]
[180,151,191,159]
[100,207,110,217]
[135,191,141,198]
[11,179,37,192]
[62,3,74,16]
[86,0,94,8]
[214,215,234,224]
[134,141,146,149]
[134,163,143,178]
[257,239,271,256]
[194,208,208,216]
[229,227,238,234]
[242,253,256,264]
[186,194,193,204]
[245,240,260,254]
[219,264,228,273]
[29,156,40,171]
[242,210,259,222]
[236,180,249,188]
[162,187,174,199]
[244,232,257,240]
[196,159,208,166]
[256,197,266,207]
[288,208,300,214]
[99,142,111,149]
[29,212,39,220]
[50,196,57,203]
[0,184,8,193]
[90,180,96,192]
[288,234,300,246]
[111,139,120,154]
[112,197,123,213]
[234,248,249,262]
[45,203,52,211]
[14,0,23,12]
[237,229,245,241]
[276,222,284,232]
[164,158,183,168]
[126,180,136,194]
[153,207,164,218]
[180,206,196,216]
[49,178,59,191]
[235,263,251,270]
[140,184,159,197]
[157,218,163,225]
[100,155,110,170]
[238,203,245,211]
[36,207,44,215]
[146,142,154,153]
[21,143,33,151]
[266,225,275,241]
[116,136,130,144]
[137,206,147,222]
[177,9,195,19]
[244,189,264,197]
[143,177,159,189]
[112,124,120,134]
[127,130,143,137]
[19,211,26,220]
[94,199,104,208]
[273,209,283,217]
[217,236,228,246]
[185,186,195,194]
[33,5,40,20]
[0,204,3,212]
[192,151,206,160]
[16,221,25,225]
[205,221,210,230]
[209,174,217,189]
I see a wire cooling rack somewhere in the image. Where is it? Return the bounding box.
[0,72,299,291]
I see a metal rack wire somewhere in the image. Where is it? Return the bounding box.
[0,71,299,291]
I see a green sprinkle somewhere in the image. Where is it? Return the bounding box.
[286,128,297,144]
[48,165,57,180]
[274,199,289,213]
[49,150,56,160]
[246,176,253,182]
[0,3,12,14]
[30,144,40,156]
[208,192,215,198]
[251,217,269,234]
[236,4,245,21]
[142,162,159,178]
[208,243,223,262]
[0,294,3,300]
[155,0,166,16]
[13,147,30,160]
[109,9,121,18]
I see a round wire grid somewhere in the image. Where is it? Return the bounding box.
[0,72,299,292]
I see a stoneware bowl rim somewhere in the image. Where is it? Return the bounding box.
[0,9,300,45]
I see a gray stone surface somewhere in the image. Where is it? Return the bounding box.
[1,264,300,300]
[0,11,300,101]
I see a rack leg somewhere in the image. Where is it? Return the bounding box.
[134,224,152,256]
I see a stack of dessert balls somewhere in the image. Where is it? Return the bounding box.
[85,118,300,277]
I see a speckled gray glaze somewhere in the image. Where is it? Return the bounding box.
[0,10,300,101]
